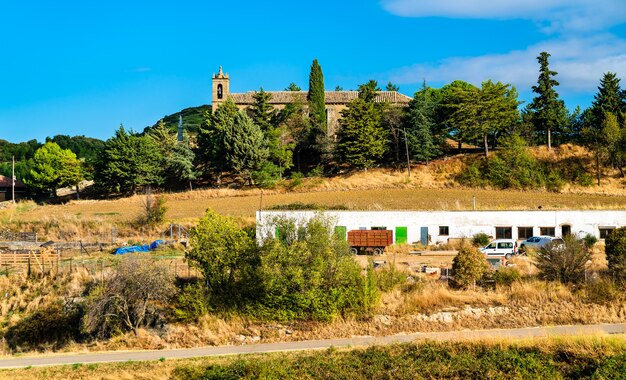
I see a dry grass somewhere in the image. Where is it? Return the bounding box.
[0,143,625,242]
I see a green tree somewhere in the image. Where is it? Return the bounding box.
[385,82,400,92]
[441,80,480,151]
[605,227,626,280]
[358,80,380,102]
[277,87,312,171]
[529,52,568,149]
[196,99,238,184]
[451,245,489,289]
[257,215,370,320]
[250,88,293,180]
[590,72,626,125]
[406,82,440,164]
[444,81,519,157]
[168,141,198,190]
[337,93,387,169]
[29,142,83,196]
[250,88,276,132]
[307,59,326,134]
[224,112,269,184]
[186,209,256,302]
[94,126,163,194]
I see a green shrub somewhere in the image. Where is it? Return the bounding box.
[451,245,489,289]
[172,341,626,380]
[5,300,83,352]
[605,227,626,280]
[286,171,303,190]
[493,267,521,287]
[535,235,590,283]
[583,233,598,249]
[307,165,324,177]
[577,172,594,187]
[472,233,490,247]
[174,281,211,322]
[374,260,406,292]
[582,277,621,304]
[252,162,282,189]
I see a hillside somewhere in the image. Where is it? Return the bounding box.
[145,104,211,134]
[2,143,626,244]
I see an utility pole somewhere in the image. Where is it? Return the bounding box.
[11,156,15,204]
[404,128,411,178]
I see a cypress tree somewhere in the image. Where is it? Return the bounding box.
[307,59,326,134]
[529,52,567,149]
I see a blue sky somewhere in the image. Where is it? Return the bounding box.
[1,0,625,143]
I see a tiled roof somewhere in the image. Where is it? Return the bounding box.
[0,175,26,188]
[229,91,412,105]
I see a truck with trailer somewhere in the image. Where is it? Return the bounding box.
[347,229,393,255]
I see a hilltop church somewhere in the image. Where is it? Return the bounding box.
[211,67,412,138]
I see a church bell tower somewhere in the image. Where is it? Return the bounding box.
[211,66,230,111]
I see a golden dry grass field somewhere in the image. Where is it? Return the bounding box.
[6,186,626,226]
[2,143,626,237]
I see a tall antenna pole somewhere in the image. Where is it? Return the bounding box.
[11,156,15,204]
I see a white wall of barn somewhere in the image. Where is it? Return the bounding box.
[256,210,626,245]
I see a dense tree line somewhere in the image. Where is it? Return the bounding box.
[7,55,626,198]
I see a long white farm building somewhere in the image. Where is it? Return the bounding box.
[256,210,626,245]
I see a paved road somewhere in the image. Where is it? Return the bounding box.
[0,323,624,369]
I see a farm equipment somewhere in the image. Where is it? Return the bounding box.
[347,229,393,255]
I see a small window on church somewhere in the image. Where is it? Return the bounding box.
[217,84,223,99]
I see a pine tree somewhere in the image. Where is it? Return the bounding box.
[591,72,625,125]
[196,99,238,184]
[224,112,269,184]
[530,52,568,149]
[94,126,163,194]
[406,82,439,164]
[251,88,293,179]
[250,88,276,132]
[307,59,326,134]
[337,96,387,169]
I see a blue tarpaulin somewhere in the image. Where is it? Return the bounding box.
[114,239,166,255]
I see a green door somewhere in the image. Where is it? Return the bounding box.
[334,226,347,241]
[395,226,408,244]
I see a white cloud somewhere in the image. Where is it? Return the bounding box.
[382,0,626,98]
[389,34,626,93]
[381,0,626,32]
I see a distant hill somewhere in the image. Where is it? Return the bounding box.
[145,104,211,135]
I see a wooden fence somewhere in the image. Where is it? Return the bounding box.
[0,249,59,275]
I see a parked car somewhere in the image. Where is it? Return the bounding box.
[480,239,518,259]
[519,236,564,253]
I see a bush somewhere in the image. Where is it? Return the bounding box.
[472,233,490,247]
[174,281,212,322]
[186,209,256,304]
[534,235,590,283]
[252,216,369,321]
[374,260,406,292]
[582,277,621,304]
[605,227,626,280]
[5,300,83,352]
[451,245,489,289]
[493,266,522,287]
[457,135,566,192]
[83,256,175,337]
[252,162,282,189]
[140,193,167,225]
[583,233,598,249]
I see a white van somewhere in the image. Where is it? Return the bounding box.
[480,239,518,259]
